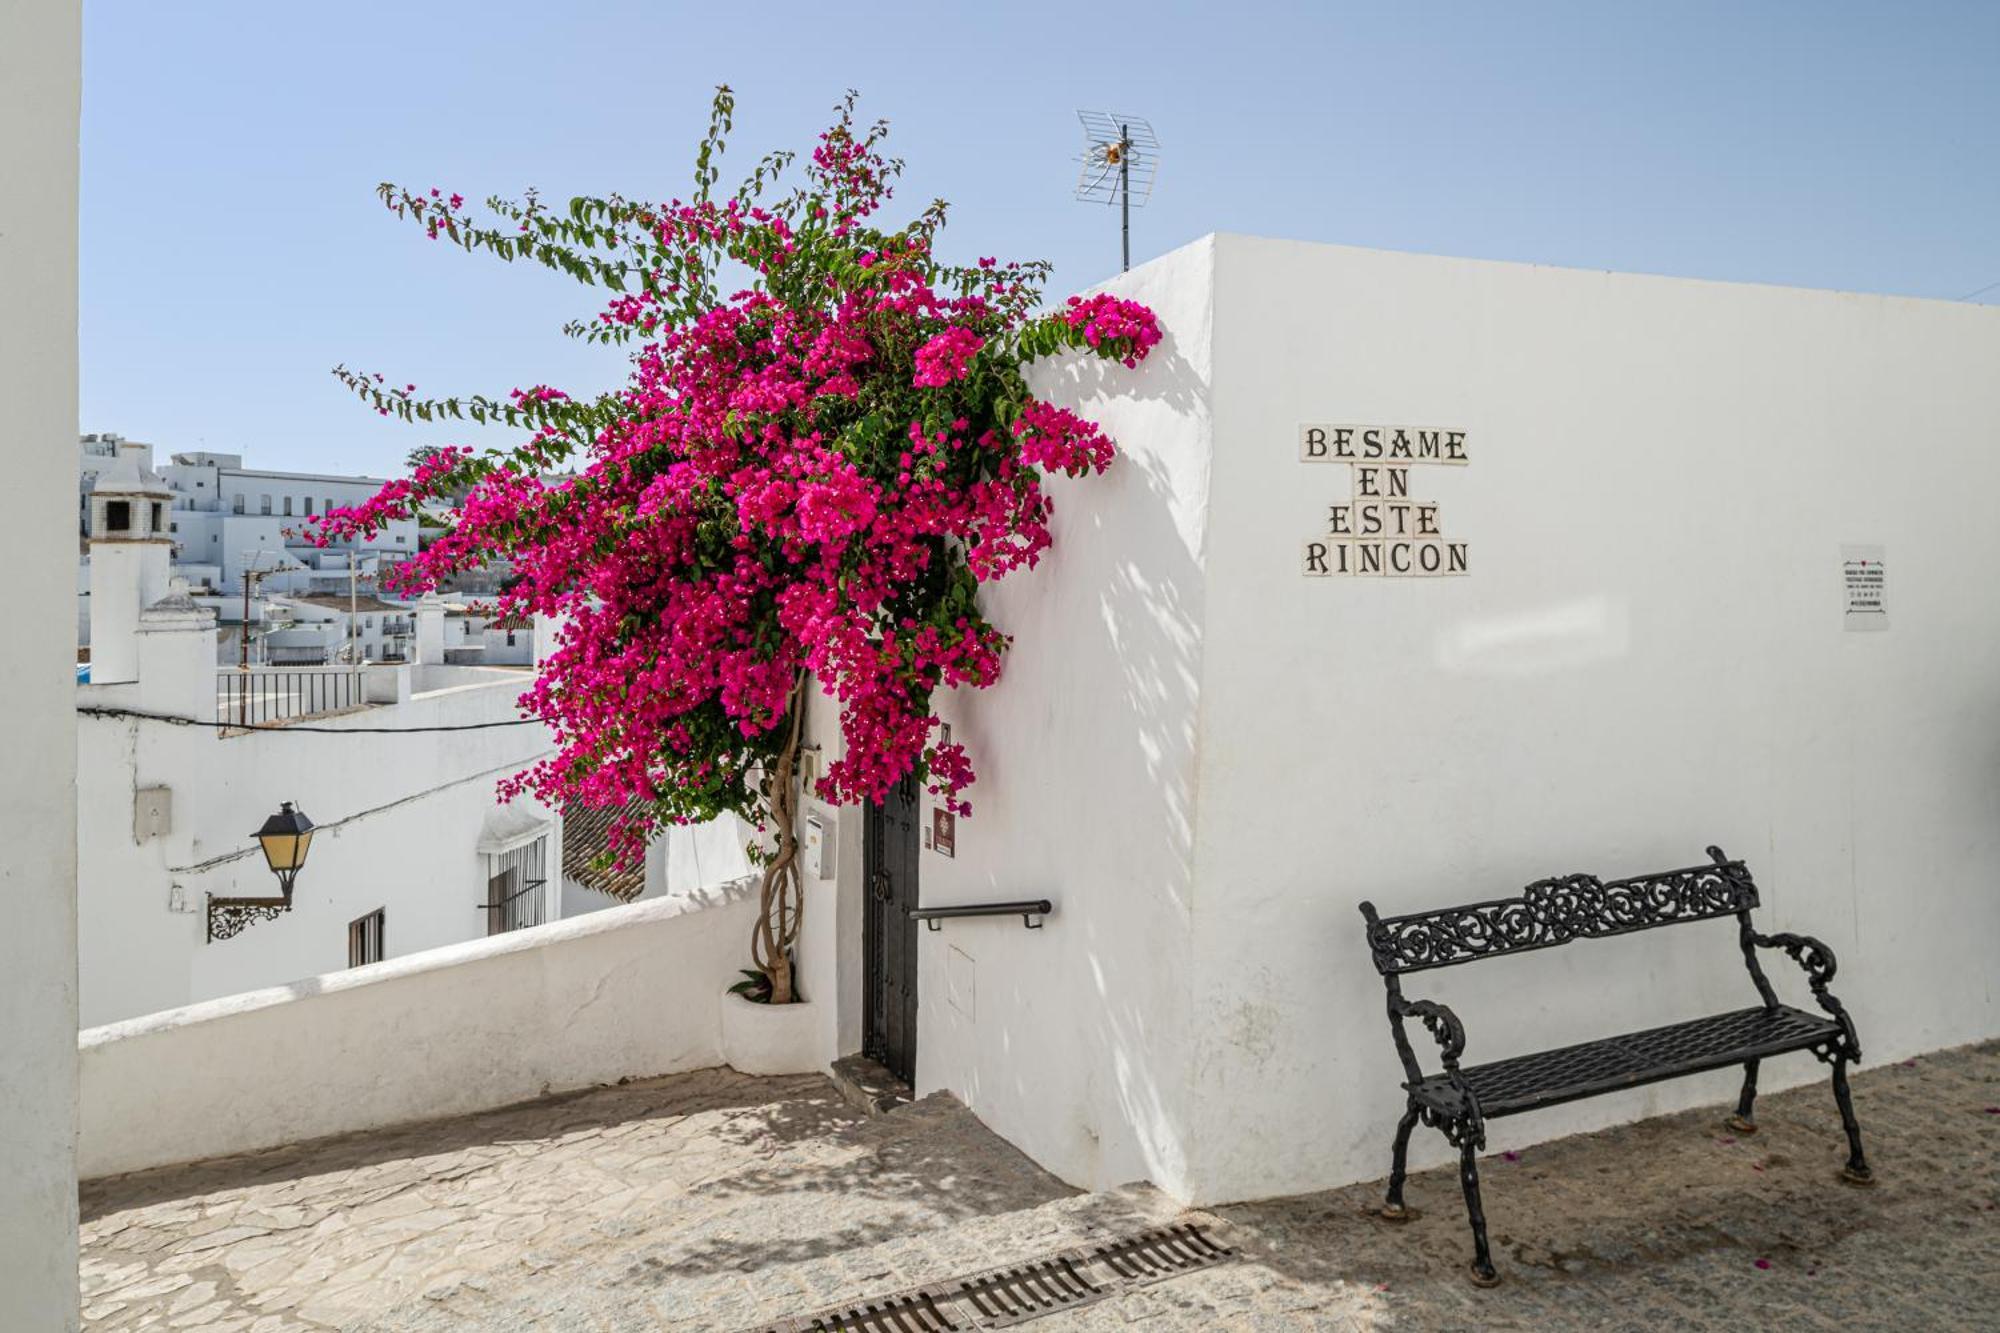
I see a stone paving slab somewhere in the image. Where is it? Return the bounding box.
[79,1042,1998,1331]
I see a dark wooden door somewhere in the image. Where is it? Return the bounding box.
[863,774,921,1082]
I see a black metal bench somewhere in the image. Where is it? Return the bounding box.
[1359,846,1869,1287]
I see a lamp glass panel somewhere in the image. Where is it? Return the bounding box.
[261,831,308,872]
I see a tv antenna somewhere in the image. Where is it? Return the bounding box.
[1075,111,1159,273]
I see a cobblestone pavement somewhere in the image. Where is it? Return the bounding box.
[80,1042,1997,1331]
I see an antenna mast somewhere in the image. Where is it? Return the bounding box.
[1075,111,1159,274]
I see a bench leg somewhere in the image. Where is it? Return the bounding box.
[1380,1103,1421,1220]
[1457,1139,1500,1286]
[1726,1058,1760,1133]
[1831,1056,1873,1184]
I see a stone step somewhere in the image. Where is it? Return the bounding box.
[828,1052,913,1117]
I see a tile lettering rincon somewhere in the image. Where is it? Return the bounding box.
[1298,424,1469,578]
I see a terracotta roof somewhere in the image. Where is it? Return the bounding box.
[561,802,650,902]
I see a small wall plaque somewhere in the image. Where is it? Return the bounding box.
[1842,544,1887,631]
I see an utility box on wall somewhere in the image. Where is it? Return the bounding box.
[803,812,834,881]
[133,785,171,842]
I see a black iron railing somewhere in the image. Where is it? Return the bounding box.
[215,666,367,730]
[908,899,1053,931]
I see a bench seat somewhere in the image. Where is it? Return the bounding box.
[1410,1004,1841,1119]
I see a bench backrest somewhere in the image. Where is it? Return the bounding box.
[1361,846,1759,976]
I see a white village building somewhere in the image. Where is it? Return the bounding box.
[74,456,749,1027]
[263,591,419,664]
[77,435,421,664]
[74,462,562,1026]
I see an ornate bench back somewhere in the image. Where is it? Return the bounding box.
[1361,846,1759,976]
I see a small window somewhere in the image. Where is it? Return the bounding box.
[260,495,272,515]
[506,630,517,646]
[232,495,245,515]
[325,497,334,515]
[348,909,385,967]
[150,502,163,530]
[196,479,205,487]
[169,521,178,533]
[283,497,293,516]
[395,534,407,544]
[104,500,131,532]
[304,497,314,516]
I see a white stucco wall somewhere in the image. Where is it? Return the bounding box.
[910,233,2000,1207]
[1187,235,2000,1201]
[0,0,81,1324]
[914,238,1217,1196]
[77,657,555,1026]
[79,887,757,1179]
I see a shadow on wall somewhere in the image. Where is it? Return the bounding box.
[947,321,1210,1187]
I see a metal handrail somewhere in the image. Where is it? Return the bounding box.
[907,899,1053,931]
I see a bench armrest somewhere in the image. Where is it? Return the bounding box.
[1749,930,1837,987]
[1750,930,1860,1058]
[1391,995,1467,1071]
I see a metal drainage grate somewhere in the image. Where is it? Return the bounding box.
[786,1289,966,1332]
[744,1223,1234,1332]
[1087,1223,1234,1289]
[953,1253,1106,1328]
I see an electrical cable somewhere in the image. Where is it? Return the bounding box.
[77,704,542,734]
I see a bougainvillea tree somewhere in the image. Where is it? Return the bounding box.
[315,88,1159,1003]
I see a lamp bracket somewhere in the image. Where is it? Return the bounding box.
[207,892,293,943]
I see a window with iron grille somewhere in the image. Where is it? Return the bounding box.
[484,837,548,936]
[348,908,385,967]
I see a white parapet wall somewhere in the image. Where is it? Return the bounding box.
[80,885,760,1179]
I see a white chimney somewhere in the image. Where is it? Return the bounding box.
[135,578,217,716]
[87,457,174,685]
[414,593,446,666]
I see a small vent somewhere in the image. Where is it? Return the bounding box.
[742,1223,1233,1332]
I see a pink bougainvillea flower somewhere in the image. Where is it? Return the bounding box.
[311,88,1161,1004]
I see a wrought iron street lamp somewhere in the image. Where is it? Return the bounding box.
[207,801,316,942]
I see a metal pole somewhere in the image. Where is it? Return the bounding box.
[1120,123,1131,273]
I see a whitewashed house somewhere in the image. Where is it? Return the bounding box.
[78,438,422,664]
[441,602,535,665]
[265,590,419,664]
[155,449,419,594]
[75,471,561,1026]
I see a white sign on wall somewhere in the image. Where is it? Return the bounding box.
[1842,544,1887,631]
[1298,425,1469,577]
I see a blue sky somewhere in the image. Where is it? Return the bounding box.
[83,1,2000,477]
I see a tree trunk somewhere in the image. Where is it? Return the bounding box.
[752,675,807,1004]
